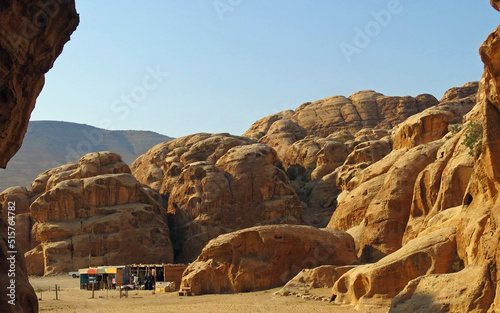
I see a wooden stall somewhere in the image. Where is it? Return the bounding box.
[164,264,188,289]
[77,264,189,291]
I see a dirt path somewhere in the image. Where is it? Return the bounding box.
[30,275,388,313]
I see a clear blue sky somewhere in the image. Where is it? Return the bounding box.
[31,0,499,138]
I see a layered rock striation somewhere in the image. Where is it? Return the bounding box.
[0,0,79,168]
[180,225,358,295]
[24,152,174,276]
[0,1,78,312]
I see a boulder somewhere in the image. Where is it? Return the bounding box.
[390,265,493,313]
[332,228,458,308]
[180,225,358,295]
[281,265,356,291]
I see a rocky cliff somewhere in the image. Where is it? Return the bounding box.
[132,134,302,262]
[0,1,78,312]
[0,1,496,311]
[324,3,500,310]
[20,152,174,276]
[0,1,79,168]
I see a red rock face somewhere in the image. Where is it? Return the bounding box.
[0,0,79,168]
[132,134,302,262]
[168,144,302,262]
[26,152,174,276]
[245,91,438,145]
[327,4,500,310]
[332,228,458,308]
[180,225,358,295]
[0,1,78,312]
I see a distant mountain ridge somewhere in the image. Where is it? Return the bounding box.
[0,121,173,191]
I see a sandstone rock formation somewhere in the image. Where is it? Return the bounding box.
[168,144,302,262]
[325,83,478,262]
[256,119,307,158]
[280,265,355,291]
[389,264,493,313]
[0,1,78,312]
[132,134,303,262]
[392,109,454,150]
[26,152,173,276]
[332,228,459,308]
[445,5,500,310]
[325,3,500,310]
[0,187,30,218]
[0,212,38,313]
[242,110,295,140]
[180,225,358,295]
[328,141,444,261]
[0,187,34,255]
[244,91,438,147]
[440,81,479,102]
[0,1,79,168]
[402,130,473,245]
[131,133,253,193]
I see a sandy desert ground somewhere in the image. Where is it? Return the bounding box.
[29,275,389,313]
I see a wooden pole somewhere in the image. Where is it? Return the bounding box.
[55,284,58,300]
[91,282,95,299]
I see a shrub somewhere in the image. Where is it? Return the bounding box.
[308,162,317,171]
[449,123,462,134]
[462,122,483,156]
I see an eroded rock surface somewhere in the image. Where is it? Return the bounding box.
[0,1,78,312]
[180,225,358,295]
[0,1,79,168]
[390,265,493,313]
[332,228,458,308]
[280,265,355,291]
[26,152,173,276]
[168,144,302,262]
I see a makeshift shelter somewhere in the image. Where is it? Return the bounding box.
[77,264,188,291]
